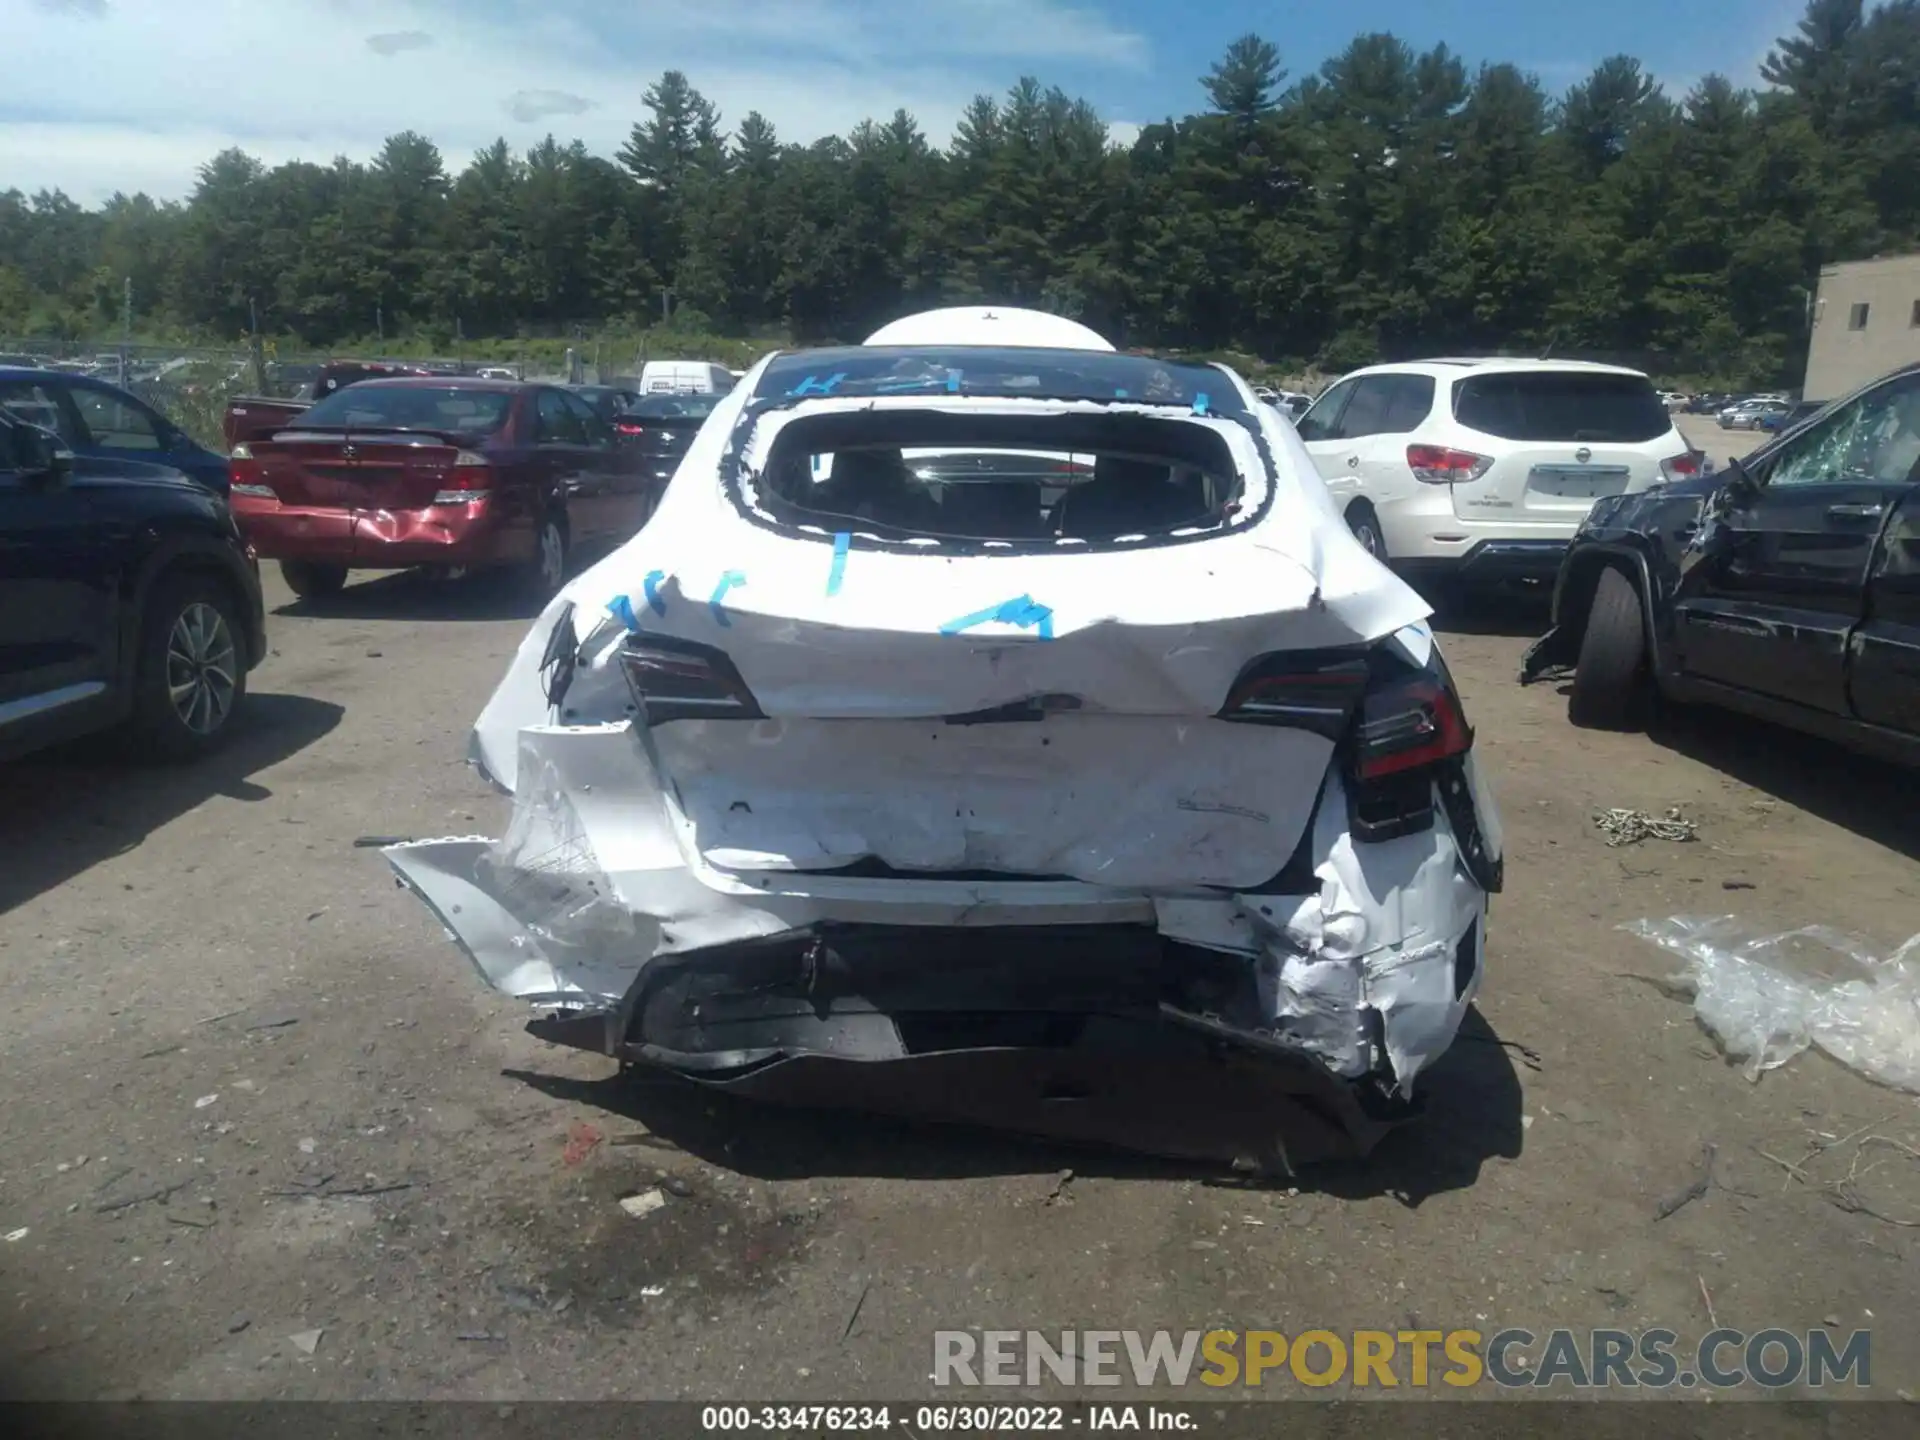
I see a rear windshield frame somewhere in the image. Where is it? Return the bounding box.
[716,381,1281,559]
[295,383,516,435]
[1451,370,1672,444]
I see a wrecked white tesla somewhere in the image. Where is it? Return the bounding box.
[385,308,1504,1165]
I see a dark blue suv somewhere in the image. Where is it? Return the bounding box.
[0,366,230,497]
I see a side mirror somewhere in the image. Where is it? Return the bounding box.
[15,424,74,488]
[1720,458,1759,499]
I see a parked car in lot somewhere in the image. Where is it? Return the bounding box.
[610,390,723,479]
[1718,398,1790,430]
[1522,362,1920,764]
[1760,398,1826,433]
[383,305,1507,1163]
[0,409,266,762]
[0,364,232,496]
[569,384,641,423]
[228,377,663,599]
[1294,358,1698,592]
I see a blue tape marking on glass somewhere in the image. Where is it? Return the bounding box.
[642,569,667,616]
[826,532,851,596]
[876,376,941,393]
[607,594,640,632]
[710,570,746,627]
[787,371,846,397]
[811,453,821,475]
[1193,392,1210,415]
[947,369,962,393]
[939,594,1055,641]
[1114,388,1129,398]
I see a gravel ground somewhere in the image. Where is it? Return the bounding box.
[3,507,1917,1405]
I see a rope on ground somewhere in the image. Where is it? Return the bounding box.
[1594,806,1698,846]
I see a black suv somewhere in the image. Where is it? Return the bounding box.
[0,412,266,762]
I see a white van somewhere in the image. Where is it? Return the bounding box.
[639,360,735,395]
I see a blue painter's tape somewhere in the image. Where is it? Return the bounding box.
[1114,388,1129,398]
[826,532,850,596]
[938,593,1055,641]
[642,569,667,616]
[709,570,746,627]
[946,369,962,393]
[607,594,640,632]
[1192,392,1210,415]
[787,371,846,397]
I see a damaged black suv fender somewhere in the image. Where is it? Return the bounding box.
[1521,362,1920,766]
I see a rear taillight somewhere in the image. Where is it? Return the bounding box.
[616,634,763,725]
[228,444,274,498]
[1354,674,1472,780]
[1406,444,1493,484]
[615,419,647,436]
[1348,657,1475,842]
[1218,652,1372,739]
[1659,450,1703,483]
[434,450,492,505]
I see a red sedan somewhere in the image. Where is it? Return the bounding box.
[227,378,662,598]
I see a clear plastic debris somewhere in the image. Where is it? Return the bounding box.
[1625,915,1920,1091]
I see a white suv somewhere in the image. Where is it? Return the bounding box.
[1295,359,1700,590]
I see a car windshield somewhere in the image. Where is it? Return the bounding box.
[628,393,720,420]
[1453,371,1670,443]
[297,385,514,434]
[755,345,1244,413]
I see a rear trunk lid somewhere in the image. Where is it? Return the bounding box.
[595,524,1424,893]
[252,431,480,511]
[1443,369,1680,522]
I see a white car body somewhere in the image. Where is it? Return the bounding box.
[1296,358,1698,586]
[385,308,1505,1161]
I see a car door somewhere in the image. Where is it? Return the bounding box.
[533,388,608,536]
[1341,374,1436,505]
[1845,388,1920,735]
[1295,377,1361,493]
[1672,370,1920,716]
[562,388,650,539]
[0,421,120,742]
[64,380,171,466]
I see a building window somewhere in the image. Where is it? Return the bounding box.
[1848,302,1870,330]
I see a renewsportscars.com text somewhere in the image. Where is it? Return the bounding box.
[932,1327,1871,1390]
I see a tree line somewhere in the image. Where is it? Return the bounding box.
[1,0,1915,385]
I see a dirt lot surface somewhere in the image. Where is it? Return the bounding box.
[4,463,1919,1406]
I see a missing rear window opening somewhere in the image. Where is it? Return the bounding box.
[751,410,1246,544]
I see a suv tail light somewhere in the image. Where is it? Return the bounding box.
[434,450,492,505]
[615,418,648,437]
[1659,450,1703,483]
[1405,444,1493,483]
[617,633,763,725]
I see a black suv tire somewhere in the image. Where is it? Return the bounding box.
[280,560,348,598]
[1569,565,1648,731]
[128,574,249,760]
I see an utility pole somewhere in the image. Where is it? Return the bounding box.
[377,301,385,344]
[661,287,673,325]
[248,295,267,393]
[120,275,132,386]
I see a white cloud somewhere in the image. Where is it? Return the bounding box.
[365,30,434,56]
[0,0,1150,203]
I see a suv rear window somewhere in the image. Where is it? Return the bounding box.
[1453,372,1670,443]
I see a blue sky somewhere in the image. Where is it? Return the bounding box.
[4,0,1810,203]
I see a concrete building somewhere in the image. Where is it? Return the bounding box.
[1804,252,1920,401]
